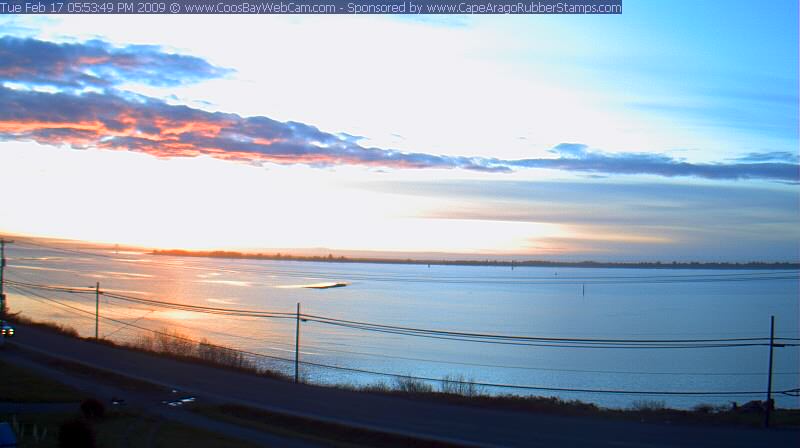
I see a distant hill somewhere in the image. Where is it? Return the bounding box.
[151,250,800,270]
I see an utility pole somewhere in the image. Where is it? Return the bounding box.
[0,238,13,319]
[94,282,100,339]
[294,302,301,383]
[765,315,775,428]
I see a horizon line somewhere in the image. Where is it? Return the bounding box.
[3,232,799,266]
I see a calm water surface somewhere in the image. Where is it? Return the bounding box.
[6,245,799,409]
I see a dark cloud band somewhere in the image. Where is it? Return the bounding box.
[0,86,511,172]
[0,36,231,90]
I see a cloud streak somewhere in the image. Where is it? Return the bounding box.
[0,37,797,181]
[733,151,799,163]
[0,86,511,172]
[0,36,231,90]
[507,143,800,182]
[368,179,800,260]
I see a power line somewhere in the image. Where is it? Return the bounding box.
[11,266,794,339]
[271,341,800,376]
[17,285,797,376]
[301,313,798,344]
[8,284,296,364]
[8,284,94,315]
[1,287,788,396]
[102,291,296,319]
[12,239,125,260]
[9,284,798,397]
[6,279,294,319]
[103,309,155,339]
[5,278,95,294]
[293,359,783,397]
[8,278,798,349]
[302,319,785,349]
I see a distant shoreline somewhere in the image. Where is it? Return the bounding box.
[151,250,800,270]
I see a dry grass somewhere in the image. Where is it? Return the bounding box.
[7,315,79,338]
[129,330,271,374]
[630,399,667,412]
[393,376,435,394]
[8,315,288,381]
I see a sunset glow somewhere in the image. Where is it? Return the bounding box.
[1,5,798,261]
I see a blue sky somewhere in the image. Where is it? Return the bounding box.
[0,3,797,261]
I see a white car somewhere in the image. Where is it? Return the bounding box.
[0,320,13,337]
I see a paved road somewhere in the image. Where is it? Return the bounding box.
[5,324,799,447]
[2,348,321,448]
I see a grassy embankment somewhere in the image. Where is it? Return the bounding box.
[0,359,258,448]
[0,360,83,403]
[1,410,261,448]
[7,314,287,380]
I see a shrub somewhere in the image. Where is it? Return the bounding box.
[8,315,79,337]
[631,400,666,412]
[692,403,715,414]
[360,382,392,393]
[58,419,95,448]
[198,339,256,370]
[132,334,155,351]
[440,375,483,397]
[80,398,105,420]
[153,330,196,356]
[394,376,434,394]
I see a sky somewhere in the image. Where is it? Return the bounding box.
[0,2,798,261]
